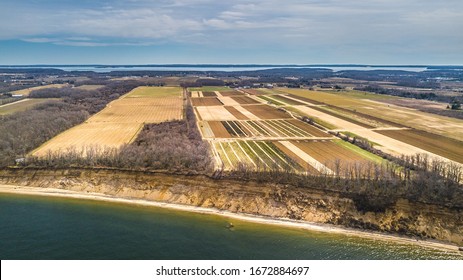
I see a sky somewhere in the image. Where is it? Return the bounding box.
[0,0,462,65]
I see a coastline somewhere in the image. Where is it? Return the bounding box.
[1,184,461,254]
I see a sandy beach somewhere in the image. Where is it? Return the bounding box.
[0,184,461,253]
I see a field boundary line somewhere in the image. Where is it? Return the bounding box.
[241,121,260,137]
[279,141,334,174]
[234,105,260,120]
[235,141,257,168]
[280,120,312,137]
[256,120,281,137]
[252,141,283,169]
[243,141,271,169]
[128,124,144,144]
[218,142,234,169]
[269,120,305,137]
[210,141,225,170]
[262,141,292,169]
[228,141,244,164]
[224,121,242,137]
[230,121,249,137]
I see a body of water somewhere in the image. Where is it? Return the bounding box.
[0,193,461,260]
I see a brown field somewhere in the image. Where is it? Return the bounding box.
[11,84,68,96]
[272,95,306,105]
[207,119,331,139]
[225,106,249,120]
[273,141,319,173]
[241,89,268,95]
[209,121,232,138]
[32,86,183,156]
[244,105,291,119]
[220,90,245,96]
[202,91,217,97]
[286,94,325,105]
[374,129,463,164]
[213,140,303,171]
[0,99,50,115]
[231,96,260,105]
[313,106,375,128]
[291,140,371,171]
[191,97,223,106]
[286,119,332,137]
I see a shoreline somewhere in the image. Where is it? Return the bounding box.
[1,184,461,254]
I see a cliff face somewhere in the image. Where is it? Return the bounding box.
[1,168,462,246]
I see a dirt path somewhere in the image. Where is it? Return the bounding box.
[0,98,30,108]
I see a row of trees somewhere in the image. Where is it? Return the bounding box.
[25,97,214,173]
[0,80,147,167]
[220,154,463,211]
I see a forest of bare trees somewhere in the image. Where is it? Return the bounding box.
[0,80,146,167]
[1,82,462,212]
[25,98,214,172]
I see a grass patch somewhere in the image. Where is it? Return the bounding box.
[340,131,381,147]
[334,140,385,164]
[257,95,285,105]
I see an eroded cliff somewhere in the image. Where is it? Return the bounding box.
[1,168,462,246]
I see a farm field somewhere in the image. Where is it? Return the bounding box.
[191,87,380,173]
[32,86,183,156]
[10,84,68,96]
[374,129,463,164]
[205,120,332,139]
[75,85,105,90]
[191,97,223,106]
[277,88,463,140]
[0,98,50,115]
[212,140,303,171]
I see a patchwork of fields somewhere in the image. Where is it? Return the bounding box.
[191,88,382,173]
[243,87,463,165]
[32,86,183,156]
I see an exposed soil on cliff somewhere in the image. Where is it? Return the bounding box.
[1,167,462,246]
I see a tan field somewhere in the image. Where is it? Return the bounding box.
[196,106,238,121]
[32,86,183,156]
[75,85,105,90]
[11,84,68,96]
[278,88,463,140]
[0,99,50,115]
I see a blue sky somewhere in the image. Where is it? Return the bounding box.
[1,0,462,65]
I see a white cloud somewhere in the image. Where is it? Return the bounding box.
[0,0,461,64]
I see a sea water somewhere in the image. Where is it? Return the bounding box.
[0,193,461,260]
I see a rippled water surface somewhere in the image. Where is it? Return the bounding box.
[0,194,461,260]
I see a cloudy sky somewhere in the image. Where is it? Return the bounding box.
[0,0,462,64]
